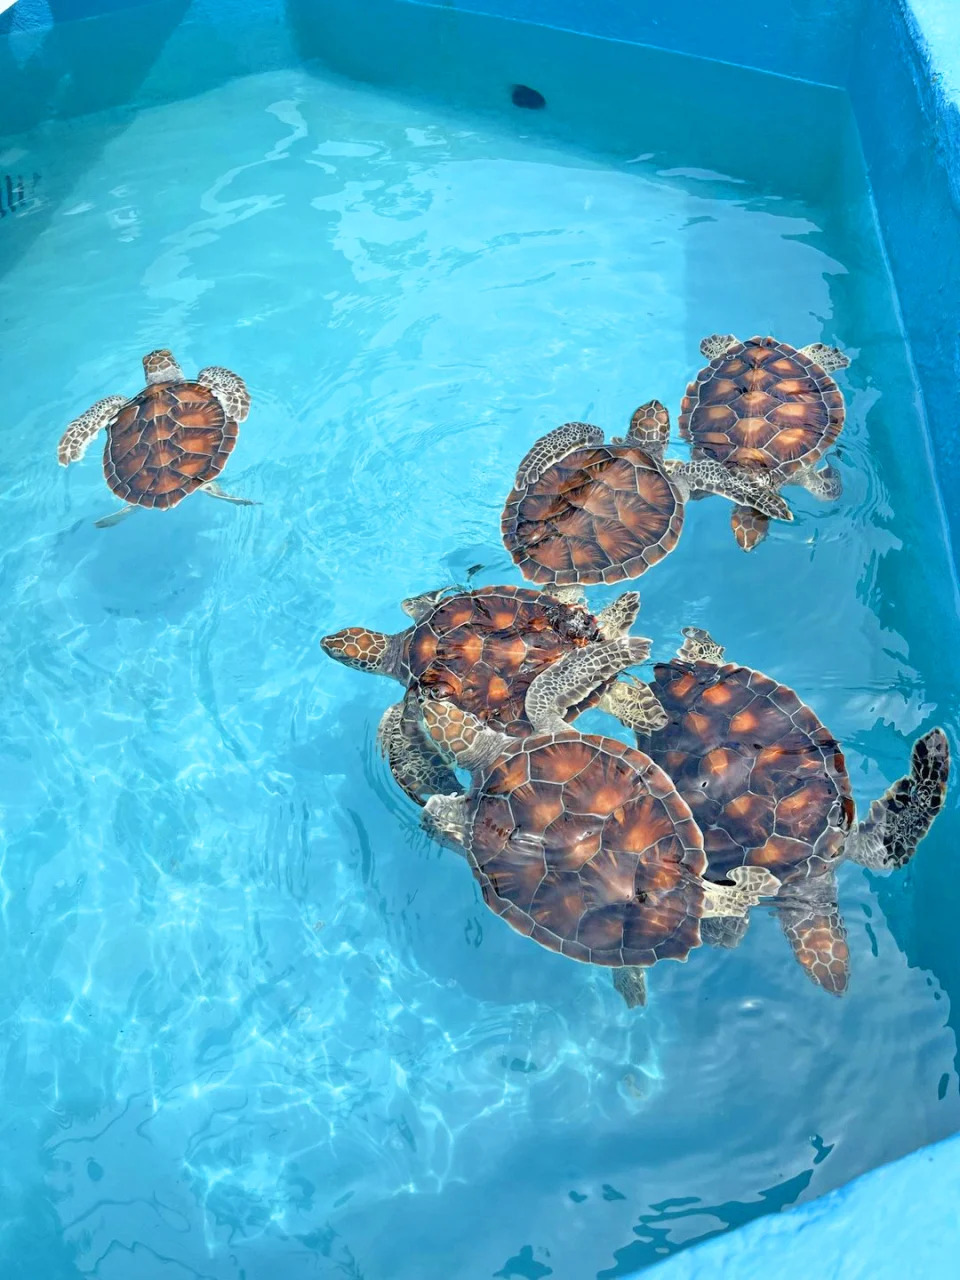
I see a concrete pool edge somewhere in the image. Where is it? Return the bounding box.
[644,1130,960,1279]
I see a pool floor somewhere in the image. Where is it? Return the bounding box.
[0,15,958,1277]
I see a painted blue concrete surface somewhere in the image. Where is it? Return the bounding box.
[2,0,960,1274]
[0,0,867,86]
[645,1130,960,1279]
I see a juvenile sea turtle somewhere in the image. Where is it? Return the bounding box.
[321,584,667,805]
[500,404,791,586]
[57,349,255,527]
[419,636,780,1007]
[679,334,849,551]
[637,627,950,993]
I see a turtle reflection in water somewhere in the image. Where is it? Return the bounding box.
[638,627,950,993]
[416,634,780,1008]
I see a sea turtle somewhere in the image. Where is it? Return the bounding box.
[500,404,791,586]
[679,334,849,551]
[321,584,667,805]
[57,349,255,527]
[418,636,780,1007]
[637,627,950,993]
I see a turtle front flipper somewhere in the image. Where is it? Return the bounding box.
[422,792,470,853]
[612,966,647,1008]
[700,866,780,917]
[671,459,793,522]
[514,421,604,488]
[595,591,641,639]
[776,874,849,995]
[57,394,127,465]
[847,728,950,870]
[794,462,842,501]
[525,636,652,734]
[202,481,258,506]
[676,626,725,665]
[196,366,252,423]
[699,915,749,949]
[420,699,513,771]
[599,677,667,733]
[699,333,739,360]
[378,690,462,807]
[799,342,850,374]
[540,583,587,607]
[401,585,460,621]
[730,505,770,552]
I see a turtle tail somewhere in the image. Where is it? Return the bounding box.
[847,729,950,871]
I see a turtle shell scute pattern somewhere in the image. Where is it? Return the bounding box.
[465,732,708,967]
[678,336,844,477]
[406,586,605,736]
[103,381,237,509]
[642,659,854,886]
[501,444,684,586]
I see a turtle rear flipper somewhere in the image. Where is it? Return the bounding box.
[612,966,647,1008]
[777,877,850,995]
[525,636,652,733]
[848,728,950,870]
[795,461,842,501]
[202,481,258,506]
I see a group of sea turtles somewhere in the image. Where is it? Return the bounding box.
[58,338,950,1007]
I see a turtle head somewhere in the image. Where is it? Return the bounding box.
[677,626,724,666]
[321,626,396,675]
[627,400,670,455]
[143,349,184,384]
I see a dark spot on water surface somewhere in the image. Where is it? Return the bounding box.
[512,85,546,110]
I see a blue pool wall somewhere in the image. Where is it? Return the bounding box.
[3,0,960,1274]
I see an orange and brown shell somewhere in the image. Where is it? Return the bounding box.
[678,336,844,477]
[464,732,709,966]
[103,381,238,509]
[405,586,605,737]
[501,444,684,586]
[640,659,855,888]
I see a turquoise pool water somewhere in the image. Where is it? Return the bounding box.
[1,13,959,1278]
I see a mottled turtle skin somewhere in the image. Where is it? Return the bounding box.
[437,728,713,966]
[324,585,608,736]
[640,653,855,991]
[105,381,239,510]
[679,336,844,478]
[501,443,684,586]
